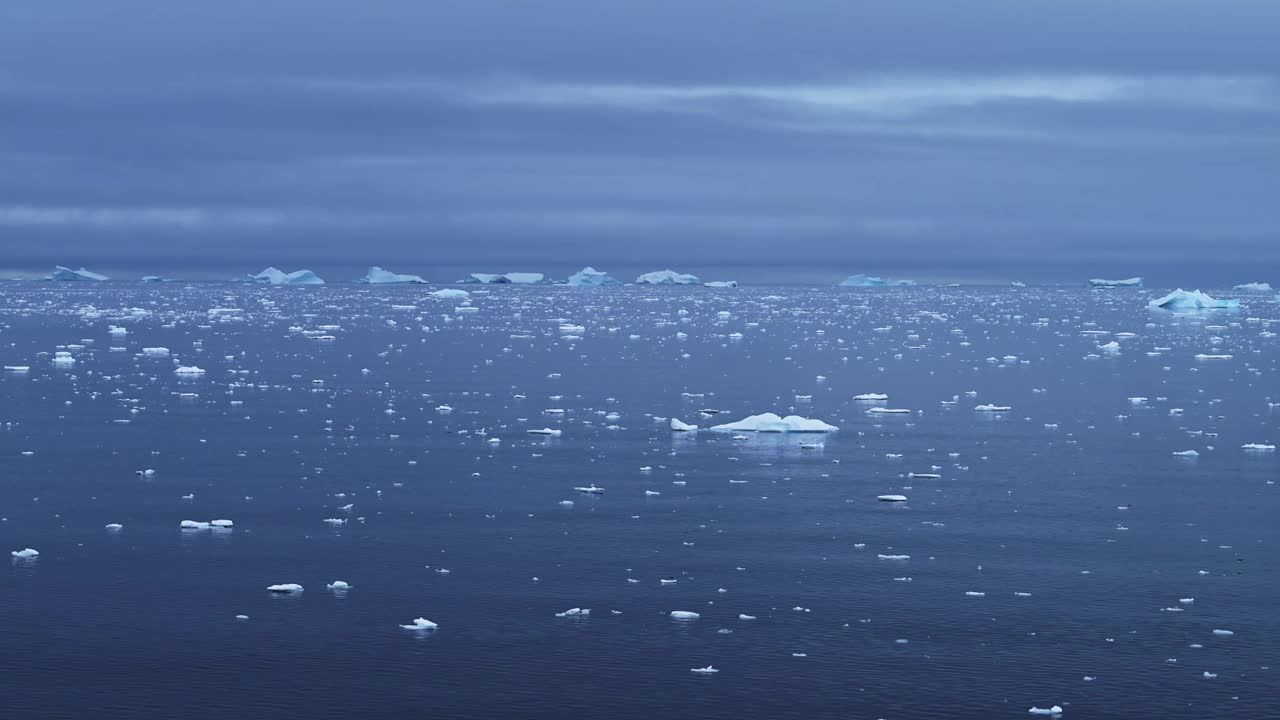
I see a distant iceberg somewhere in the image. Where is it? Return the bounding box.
[1088,277,1143,288]
[636,269,701,285]
[1148,289,1240,310]
[566,267,622,286]
[839,274,915,287]
[710,412,838,433]
[140,276,166,283]
[250,267,325,285]
[1233,282,1273,293]
[361,266,426,284]
[704,280,738,288]
[462,272,544,284]
[50,266,108,282]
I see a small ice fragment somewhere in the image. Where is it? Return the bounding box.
[267,583,304,593]
[400,617,439,630]
[670,611,701,620]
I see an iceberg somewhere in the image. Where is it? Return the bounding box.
[1027,706,1063,716]
[461,272,545,284]
[566,267,622,286]
[1148,289,1240,310]
[839,274,915,287]
[704,280,738,288]
[400,617,439,630]
[140,276,166,282]
[635,269,701,285]
[670,610,701,620]
[50,266,108,281]
[670,418,698,432]
[361,266,427,284]
[267,583,304,593]
[10,548,39,559]
[429,289,470,300]
[1088,277,1143,288]
[1233,282,1273,292]
[709,412,838,433]
[250,267,325,285]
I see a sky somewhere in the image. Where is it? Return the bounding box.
[2,1,1278,284]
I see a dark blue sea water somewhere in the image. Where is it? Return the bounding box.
[2,283,1277,719]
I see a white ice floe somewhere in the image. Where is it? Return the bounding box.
[670,418,698,432]
[174,366,206,375]
[10,548,39,559]
[429,289,470,300]
[360,266,427,284]
[1242,443,1275,451]
[670,611,701,620]
[974,404,1011,412]
[1028,706,1063,716]
[853,393,889,401]
[555,608,590,617]
[326,580,352,591]
[527,428,563,436]
[400,617,439,630]
[709,412,837,433]
[690,666,719,674]
[877,495,908,502]
[1088,277,1142,288]
[267,583,304,593]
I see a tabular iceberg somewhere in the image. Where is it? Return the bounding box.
[839,274,915,287]
[250,267,325,285]
[361,266,427,284]
[710,412,838,433]
[1233,282,1273,293]
[635,269,701,285]
[1148,289,1240,310]
[566,267,622,286]
[50,266,108,281]
[462,272,545,284]
[1088,277,1143,288]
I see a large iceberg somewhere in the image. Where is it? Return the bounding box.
[1148,289,1240,310]
[1088,277,1143,288]
[839,274,915,287]
[709,412,838,433]
[462,272,545,284]
[1233,282,1273,293]
[50,266,108,281]
[361,266,426,284]
[566,267,622,286]
[635,269,701,285]
[250,267,325,285]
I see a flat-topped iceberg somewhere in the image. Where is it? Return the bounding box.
[430,288,470,300]
[1149,289,1239,310]
[1088,277,1143,288]
[1233,282,1273,292]
[636,269,700,285]
[704,280,738,288]
[50,266,108,281]
[710,412,838,433]
[567,267,622,286]
[839,273,915,287]
[462,272,544,284]
[361,266,427,284]
[250,267,325,285]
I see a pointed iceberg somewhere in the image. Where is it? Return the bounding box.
[567,267,622,286]
[709,412,838,433]
[250,267,325,285]
[839,274,914,287]
[50,266,108,281]
[636,269,701,285]
[1088,277,1143,288]
[1148,289,1239,310]
[361,266,427,284]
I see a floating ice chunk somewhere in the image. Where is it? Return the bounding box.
[10,548,39,559]
[174,366,206,375]
[555,608,590,617]
[853,393,889,401]
[1148,289,1239,310]
[1028,706,1063,716]
[1242,443,1275,451]
[326,580,352,591]
[180,520,210,529]
[690,666,719,674]
[573,485,604,494]
[527,428,563,437]
[400,617,439,630]
[1194,354,1232,360]
[635,269,701,285]
[250,267,324,285]
[738,614,757,620]
[839,274,915,287]
[877,495,908,502]
[1172,450,1199,457]
[1212,629,1234,636]
[975,404,1011,412]
[142,347,170,357]
[670,418,698,432]
[704,280,738,288]
[4,365,30,372]
[105,523,123,531]
[360,266,427,284]
[709,412,837,433]
[50,266,108,281]
[866,407,910,415]
[267,583,304,593]
[429,289,470,300]
[878,554,910,560]
[1233,282,1273,292]
[1088,277,1143,288]
[670,611,701,620]
[566,267,622,286]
